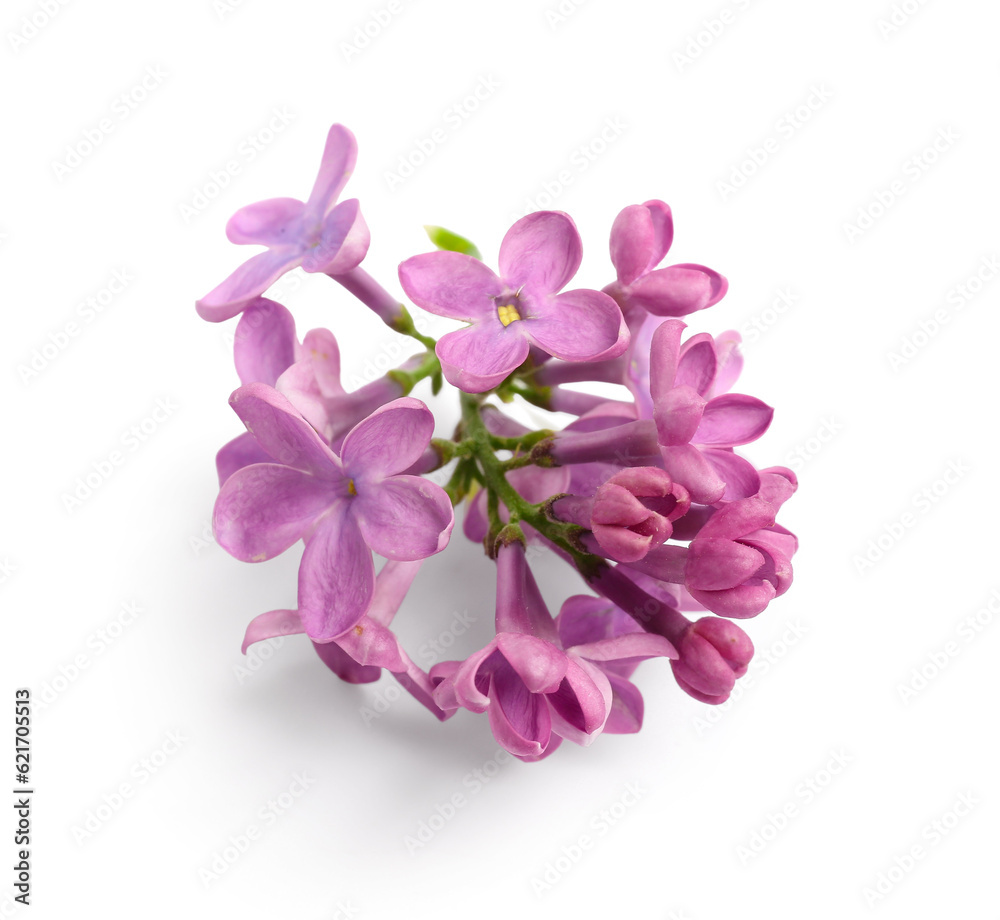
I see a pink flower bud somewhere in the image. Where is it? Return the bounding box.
[590,467,690,562]
[670,616,754,704]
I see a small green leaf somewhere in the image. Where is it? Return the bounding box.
[424,225,483,260]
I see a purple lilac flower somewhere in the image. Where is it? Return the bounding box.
[606,200,728,319]
[197,124,370,322]
[239,560,448,719]
[398,211,628,392]
[431,540,674,760]
[647,319,773,503]
[215,298,416,483]
[214,386,454,639]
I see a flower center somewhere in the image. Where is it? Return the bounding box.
[347,479,357,496]
[497,303,522,326]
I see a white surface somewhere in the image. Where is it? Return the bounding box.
[3,0,998,917]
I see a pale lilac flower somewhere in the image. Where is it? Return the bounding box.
[607,200,728,318]
[648,320,773,503]
[215,299,414,483]
[430,541,599,760]
[197,124,370,322]
[239,560,449,718]
[214,387,454,639]
[398,211,628,392]
[432,540,657,761]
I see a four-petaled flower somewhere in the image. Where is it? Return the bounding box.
[197,124,371,322]
[214,386,454,639]
[398,211,628,392]
[608,199,728,317]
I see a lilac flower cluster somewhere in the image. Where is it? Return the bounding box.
[198,124,798,762]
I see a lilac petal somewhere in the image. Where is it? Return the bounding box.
[305,123,358,217]
[528,288,626,361]
[398,251,504,322]
[643,199,674,266]
[708,331,743,397]
[436,322,530,393]
[689,581,776,619]
[226,198,305,246]
[603,673,645,734]
[703,449,762,501]
[673,671,730,705]
[300,328,344,397]
[312,640,382,684]
[301,198,370,274]
[509,464,572,504]
[340,397,435,481]
[241,609,304,653]
[628,263,728,316]
[330,615,406,670]
[758,466,798,509]
[685,538,766,591]
[488,664,552,757]
[654,384,706,447]
[659,445,726,505]
[429,661,463,712]
[648,319,686,405]
[697,497,776,541]
[498,211,582,293]
[740,534,794,596]
[591,520,657,565]
[556,595,641,648]
[610,204,659,286]
[695,394,774,447]
[463,490,489,544]
[675,334,718,395]
[214,464,333,562]
[216,431,272,486]
[496,633,567,693]
[273,361,331,436]
[230,383,342,477]
[624,312,664,418]
[481,405,530,438]
[234,298,300,386]
[547,657,612,744]
[671,638,736,698]
[196,248,304,322]
[298,506,375,640]
[444,642,501,712]
[355,474,454,560]
[517,732,563,763]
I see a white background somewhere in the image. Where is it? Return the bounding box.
[3,0,999,917]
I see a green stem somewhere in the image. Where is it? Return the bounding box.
[392,305,438,350]
[459,393,602,575]
[388,348,442,395]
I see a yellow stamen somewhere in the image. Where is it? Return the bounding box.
[348,479,357,496]
[498,303,522,327]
